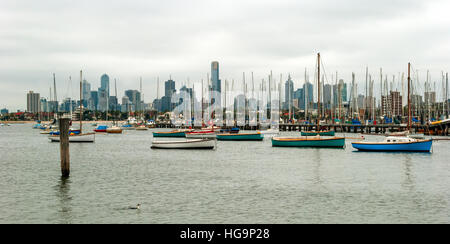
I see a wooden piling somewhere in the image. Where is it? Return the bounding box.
[59,118,70,177]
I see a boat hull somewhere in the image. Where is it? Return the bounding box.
[49,133,95,143]
[301,131,335,136]
[272,137,345,148]
[185,133,217,139]
[151,139,215,149]
[352,140,432,152]
[153,131,186,137]
[216,133,264,141]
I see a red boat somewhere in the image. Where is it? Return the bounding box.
[94,125,108,133]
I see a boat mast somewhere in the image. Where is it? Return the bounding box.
[317,53,321,131]
[53,73,58,116]
[408,63,411,132]
[80,70,83,133]
[115,78,118,125]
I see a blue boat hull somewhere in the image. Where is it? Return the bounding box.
[352,140,432,152]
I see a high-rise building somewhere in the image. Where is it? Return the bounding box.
[98,88,108,112]
[27,91,40,113]
[303,82,314,109]
[125,90,141,112]
[121,96,131,113]
[90,91,98,111]
[323,84,332,109]
[382,91,402,117]
[100,74,110,98]
[40,98,48,113]
[161,79,176,112]
[424,91,436,105]
[82,79,91,107]
[284,75,294,110]
[293,88,304,109]
[211,61,221,107]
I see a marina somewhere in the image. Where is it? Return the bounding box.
[0,123,449,223]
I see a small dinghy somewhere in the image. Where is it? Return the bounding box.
[136,125,148,131]
[106,126,123,134]
[94,125,108,133]
[272,136,345,148]
[151,139,216,149]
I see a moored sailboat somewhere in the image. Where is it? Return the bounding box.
[151,138,216,149]
[216,132,264,141]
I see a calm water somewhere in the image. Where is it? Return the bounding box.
[0,124,449,223]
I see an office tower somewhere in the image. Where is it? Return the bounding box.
[161,79,176,112]
[82,80,91,107]
[284,75,294,110]
[90,91,99,111]
[303,82,314,109]
[100,74,110,98]
[27,91,40,113]
[211,61,221,107]
[323,84,332,109]
[125,90,141,112]
[98,88,108,112]
[40,98,48,113]
[294,88,304,109]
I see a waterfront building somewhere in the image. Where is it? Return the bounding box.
[27,91,40,113]
[211,61,221,107]
[1,108,8,115]
[357,94,365,109]
[424,91,436,105]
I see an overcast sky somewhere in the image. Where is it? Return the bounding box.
[1,0,450,110]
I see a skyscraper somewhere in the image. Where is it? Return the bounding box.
[323,84,332,109]
[303,82,314,109]
[82,79,91,107]
[125,90,141,112]
[27,91,40,113]
[90,91,98,111]
[100,74,110,98]
[211,61,221,107]
[284,75,294,109]
[161,79,176,112]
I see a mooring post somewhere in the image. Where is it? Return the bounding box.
[59,118,70,177]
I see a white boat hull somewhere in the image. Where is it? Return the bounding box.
[185,133,217,139]
[49,133,95,143]
[151,139,215,149]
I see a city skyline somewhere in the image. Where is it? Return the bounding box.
[1,0,450,110]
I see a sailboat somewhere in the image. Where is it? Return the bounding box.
[49,70,95,143]
[106,78,123,134]
[352,63,432,152]
[272,53,346,148]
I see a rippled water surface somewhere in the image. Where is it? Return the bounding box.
[0,124,449,223]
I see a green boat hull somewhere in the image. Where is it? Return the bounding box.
[272,137,345,148]
[153,132,186,138]
[216,134,264,141]
[301,131,335,136]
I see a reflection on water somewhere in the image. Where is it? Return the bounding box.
[0,125,449,223]
[55,177,73,224]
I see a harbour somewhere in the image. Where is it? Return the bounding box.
[1,123,449,223]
